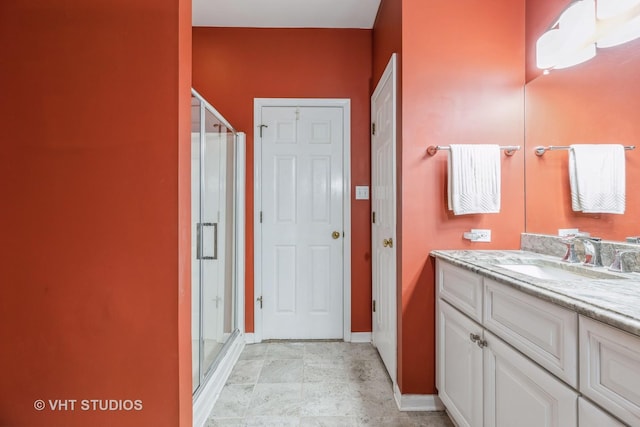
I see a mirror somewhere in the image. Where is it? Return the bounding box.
[524,1,640,241]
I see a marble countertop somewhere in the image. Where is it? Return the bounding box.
[431,249,640,337]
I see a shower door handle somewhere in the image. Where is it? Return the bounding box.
[197,222,218,260]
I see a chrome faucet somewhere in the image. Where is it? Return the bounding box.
[609,250,640,273]
[579,237,603,267]
[561,238,581,263]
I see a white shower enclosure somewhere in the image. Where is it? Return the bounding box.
[191,89,245,406]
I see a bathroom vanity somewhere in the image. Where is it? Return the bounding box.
[432,249,640,427]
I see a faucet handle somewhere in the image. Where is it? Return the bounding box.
[609,250,640,273]
[562,239,581,263]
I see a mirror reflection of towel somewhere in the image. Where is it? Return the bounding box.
[447,144,501,215]
[569,144,625,214]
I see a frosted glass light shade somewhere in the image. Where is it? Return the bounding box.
[596,0,640,47]
[536,0,597,70]
[537,29,561,69]
[598,14,640,47]
[554,44,597,68]
[559,0,597,47]
[597,0,640,19]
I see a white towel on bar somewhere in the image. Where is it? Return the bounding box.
[569,144,625,214]
[448,144,501,215]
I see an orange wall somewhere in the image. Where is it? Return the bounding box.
[192,28,374,333]
[394,0,526,394]
[373,0,402,84]
[525,0,640,240]
[0,1,192,426]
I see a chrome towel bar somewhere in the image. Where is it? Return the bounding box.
[534,145,636,156]
[426,145,521,157]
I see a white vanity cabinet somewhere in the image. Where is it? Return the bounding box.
[436,259,581,427]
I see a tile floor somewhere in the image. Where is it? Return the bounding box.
[206,341,454,427]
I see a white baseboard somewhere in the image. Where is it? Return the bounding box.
[393,383,444,411]
[193,335,245,427]
[349,332,372,343]
[243,333,256,344]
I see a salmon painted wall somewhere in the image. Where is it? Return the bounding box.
[0,1,192,426]
[397,0,526,394]
[192,28,373,333]
[525,0,640,240]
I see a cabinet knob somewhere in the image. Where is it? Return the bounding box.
[470,333,481,343]
[476,339,488,348]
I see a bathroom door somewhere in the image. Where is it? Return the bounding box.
[257,104,345,339]
[371,54,397,384]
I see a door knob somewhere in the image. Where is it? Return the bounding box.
[383,238,393,248]
[332,231,341,239]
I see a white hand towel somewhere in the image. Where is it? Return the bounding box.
[447,144,501,215]
[569,144,625,214]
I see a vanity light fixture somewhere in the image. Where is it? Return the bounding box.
[536,0,597,71]
[596,0,640,47]
[536,0,640,72]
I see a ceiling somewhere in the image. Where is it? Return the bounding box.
[192,0,382,29]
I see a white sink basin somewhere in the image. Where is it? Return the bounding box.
[496,261,625,281]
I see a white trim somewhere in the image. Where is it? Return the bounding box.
[243,333,256,344]
[235,133,246,334]
[349,332,372,343]
[253,98,352,343]
[393,383,445,412]
[193,335,245,427]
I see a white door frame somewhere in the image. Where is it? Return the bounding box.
[253,98,351,343]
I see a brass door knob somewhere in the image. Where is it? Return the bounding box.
[332,231,341,239]
[383,238,393,248]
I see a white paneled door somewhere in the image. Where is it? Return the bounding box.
[371,54,397,384]
[258,104,345,339]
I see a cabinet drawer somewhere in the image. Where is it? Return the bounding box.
[484,279,578,387]
[580,315,640,427]
[578,398,625,427]
[437,260,483,323]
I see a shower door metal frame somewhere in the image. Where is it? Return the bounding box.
[192,88,240,399]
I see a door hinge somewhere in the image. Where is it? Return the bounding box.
[372,211,376,224]
[258,124,268,138]
[372,299,376,312]
[259,211,263,223]
[371,122,376,136]
[257,296,263,309]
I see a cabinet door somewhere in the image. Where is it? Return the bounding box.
[438,300,483,427]
[579,398,625,427]
[484,331,578,427]
[580,315,640,426]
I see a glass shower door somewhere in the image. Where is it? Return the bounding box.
[192,90,238,396]
[200,109,226,374]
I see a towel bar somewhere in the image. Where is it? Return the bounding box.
[426,145,521,157]
[534,145,636,156]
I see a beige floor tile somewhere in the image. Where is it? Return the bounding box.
[207,342,453,427]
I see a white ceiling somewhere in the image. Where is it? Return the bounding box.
[192,0,382,29]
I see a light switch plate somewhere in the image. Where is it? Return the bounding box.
[355,186,369,200]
